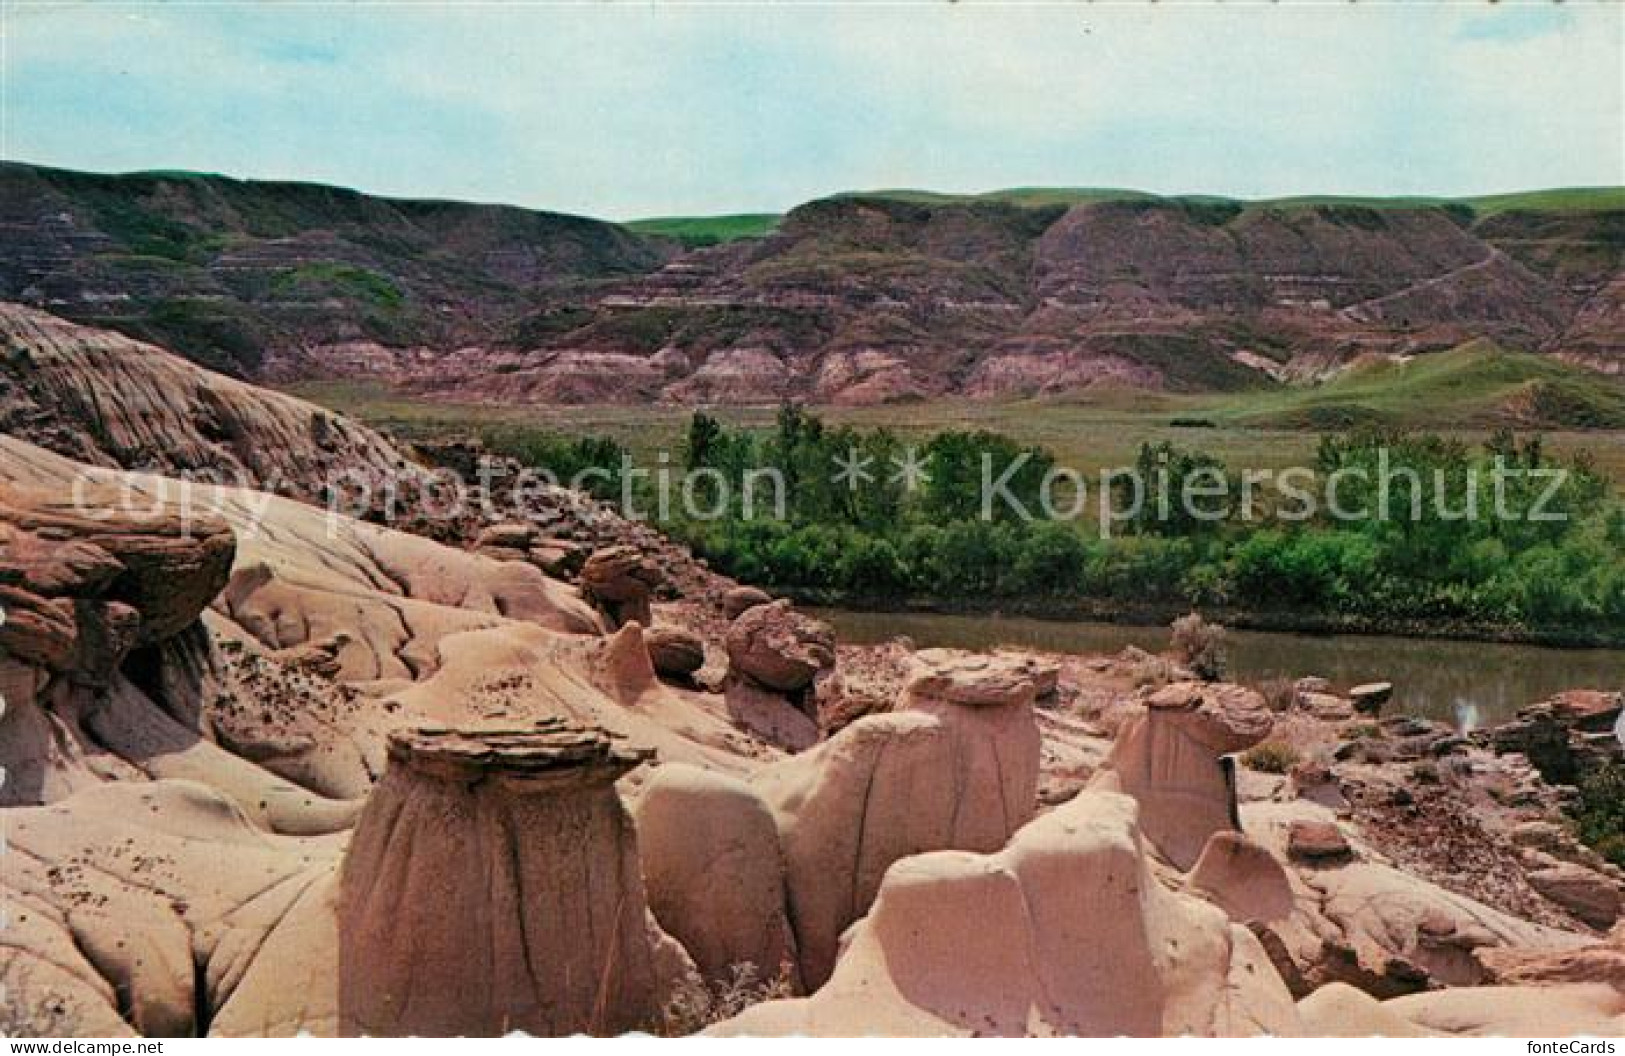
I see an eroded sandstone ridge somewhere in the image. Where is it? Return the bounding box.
[6,164,1621,397]
[714,788,1304,1036]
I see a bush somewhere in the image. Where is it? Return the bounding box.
[1170,611,1227,680]
[1128,653,1180,689]
[1257,677,1297,713]
[661,962,795,1036]
[1574,764,1625,868]
[1241,741,1300,774]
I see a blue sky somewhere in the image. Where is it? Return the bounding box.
[2,1,1620,220]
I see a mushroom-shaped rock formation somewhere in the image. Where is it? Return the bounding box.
[748,648,1041,988]
[711,789,1303,1037]
[1241,798,1591,998]
[580,545,663,629]
[338,723,681,1036]
[1097,681,1273,870]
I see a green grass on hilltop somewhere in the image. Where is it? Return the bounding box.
[834,185,1625,218]
[624,213,781,247]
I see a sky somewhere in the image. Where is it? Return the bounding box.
[2,1,1621,220]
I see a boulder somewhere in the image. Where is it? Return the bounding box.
[1287,820,1354,863]
[1301,692,1355,722]
[1098,681,1273,869]
[721,585,773,619]
[338,723,678,1036]
[473,522,538,551]
[1350,682,1393,716]
[1485,691,1625,786]
[724,600,836,698]
[644,625,706,680]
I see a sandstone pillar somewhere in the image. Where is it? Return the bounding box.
[338,722,666,1036]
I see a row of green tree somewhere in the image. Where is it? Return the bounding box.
[491,407,1625,639]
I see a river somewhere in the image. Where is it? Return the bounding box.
[809,608,1624,731]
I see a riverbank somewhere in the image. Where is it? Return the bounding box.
[785,589,1625,650]
[803,604,1625,729]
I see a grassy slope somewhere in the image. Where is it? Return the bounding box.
[1218,343,1625,430]
[623,213,781,247]
[627,185,1625,247]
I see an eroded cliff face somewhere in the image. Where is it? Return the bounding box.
[0,161,675,378]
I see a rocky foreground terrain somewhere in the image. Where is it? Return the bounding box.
[4,162,1621,402]
[2,303,1625,1036]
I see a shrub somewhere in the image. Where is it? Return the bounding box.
[1241,741,1299,774]
[1573,764,1625,869]
[1128,654,1180,689]
[1257,677,1297,713]
[661,961,796,1036]
[1170,611,1227,680]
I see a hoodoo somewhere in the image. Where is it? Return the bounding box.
[1099,681,1274,870]
[337,722,673,1036]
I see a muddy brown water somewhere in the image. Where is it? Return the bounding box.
[809,607,1624,731]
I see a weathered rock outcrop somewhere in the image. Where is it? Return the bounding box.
[1098,681,1273,869]
[634,765,801,991]
[712,789,1303,1036]
[719,600,838,750]
[1485,690,1623,786]
[0,302,415,502]
[338,724,682,1036]
[724,600,836,699]
[0,779,344,1037]
[721,585,772,620]
[748,649,1041,988]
